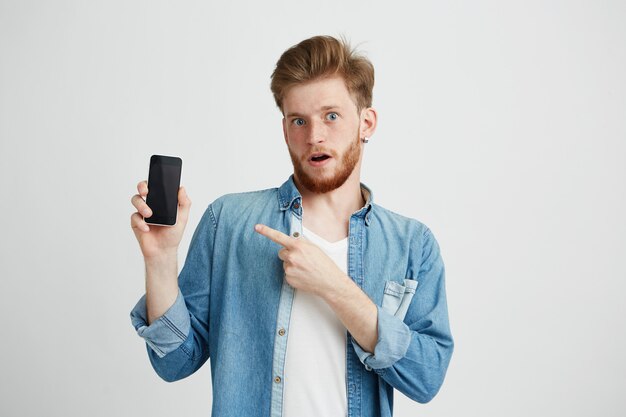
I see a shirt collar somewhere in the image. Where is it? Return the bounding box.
[277,174,374,225]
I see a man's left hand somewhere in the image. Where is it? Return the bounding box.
[254,223,346,298]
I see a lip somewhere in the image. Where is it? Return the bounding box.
[308,151,330,159]
[307,155,332,167]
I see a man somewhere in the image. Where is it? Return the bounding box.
[130,35,453,417]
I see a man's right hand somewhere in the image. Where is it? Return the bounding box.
[130,180,192,260]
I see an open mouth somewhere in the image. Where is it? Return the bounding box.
[310,153,331,162]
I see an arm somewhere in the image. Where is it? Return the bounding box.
[254,223,377,352]
[253,222,453,401]
[322,274,379,354]
[334,227,454,403]
[144,250,179,325]
[130,204,216,382]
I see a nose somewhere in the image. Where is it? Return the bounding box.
[306,119,326,145]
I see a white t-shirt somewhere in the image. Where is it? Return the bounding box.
[282,225,349,417]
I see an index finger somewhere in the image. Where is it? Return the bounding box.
[137,180,148,198]
[254,224,294,247]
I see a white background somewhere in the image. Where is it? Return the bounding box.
[1,1,624,416]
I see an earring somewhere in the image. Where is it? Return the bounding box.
[361,137,369,143]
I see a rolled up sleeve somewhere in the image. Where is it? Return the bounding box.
[351,305,412,370]
[130,287,191,358]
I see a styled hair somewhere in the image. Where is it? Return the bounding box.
[270,35,374,114]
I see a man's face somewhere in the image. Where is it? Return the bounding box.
[281,75,364,194]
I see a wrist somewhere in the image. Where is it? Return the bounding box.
[144,250,178,287]
[144,249,177,266]
[322,272,353,306]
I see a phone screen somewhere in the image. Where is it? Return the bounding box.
[145,155,182,226]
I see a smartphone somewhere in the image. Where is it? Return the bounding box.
[144,155,183,226]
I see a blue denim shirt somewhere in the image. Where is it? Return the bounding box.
[130,175,454,417]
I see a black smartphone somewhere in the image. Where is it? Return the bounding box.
[145,155,183,226]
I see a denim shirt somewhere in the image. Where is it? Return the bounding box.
[130,175,454,417]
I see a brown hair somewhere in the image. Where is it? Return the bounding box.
[270,35,374,114]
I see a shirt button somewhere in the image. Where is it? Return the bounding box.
[278,328,286,336]
[292,232,300,238]
[293,202,300,209]
[274,376,281,383]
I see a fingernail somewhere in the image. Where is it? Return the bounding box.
[254,224,261,232]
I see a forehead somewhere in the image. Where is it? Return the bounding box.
[282,75,357,115]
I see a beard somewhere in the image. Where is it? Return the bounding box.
[288,131,362,194]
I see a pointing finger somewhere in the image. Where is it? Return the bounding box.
[254,224,294,247]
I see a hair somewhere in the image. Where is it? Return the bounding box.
[270,35,374,114]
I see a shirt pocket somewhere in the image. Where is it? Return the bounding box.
[381,279,418,321]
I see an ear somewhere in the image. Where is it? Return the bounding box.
[359,107,378,140]
[282,117,288,145]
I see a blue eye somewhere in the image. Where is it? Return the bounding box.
[326,112,339,121]
[292,118,305,126]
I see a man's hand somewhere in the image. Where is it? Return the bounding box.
[254,223,347,298]
[254,223,379,353]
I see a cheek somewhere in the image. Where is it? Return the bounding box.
[286,133,302,148]
[285,126,305,141]
[338,121,358,134]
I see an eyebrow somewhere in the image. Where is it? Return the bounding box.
[286,105,341,118]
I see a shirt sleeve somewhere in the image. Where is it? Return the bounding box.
[351,305,412,370]
[129,204,217,382]
[130,287,191,358]
[351,226,454,403]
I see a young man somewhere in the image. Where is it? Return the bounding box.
[130,35,453,417]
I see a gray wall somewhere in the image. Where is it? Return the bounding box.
[1,1,624,416]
